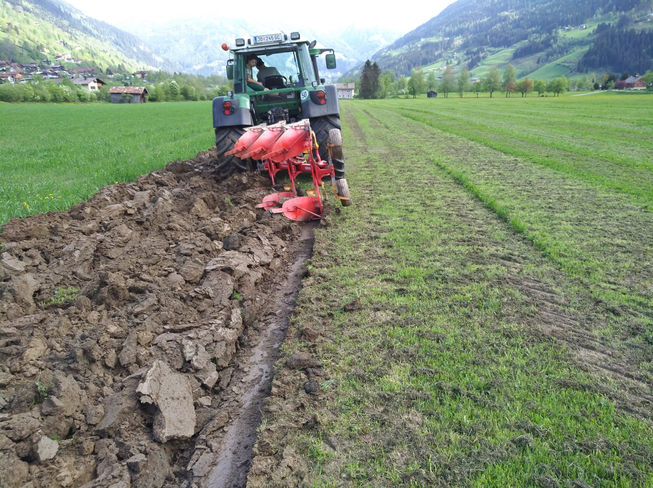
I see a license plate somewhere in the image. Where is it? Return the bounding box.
[253,33,283,44]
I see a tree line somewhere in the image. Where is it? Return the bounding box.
[0,72,229,103]
[355,60,653,99]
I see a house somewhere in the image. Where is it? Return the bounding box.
[109,86,149,103]
[427,90,438,98]
[133,71,148,80]
[72,77,105,91]
[0,74,15,84]
[335,82,355,99]
[624,76,646,90]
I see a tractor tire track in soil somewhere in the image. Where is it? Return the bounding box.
[0,148,313,488]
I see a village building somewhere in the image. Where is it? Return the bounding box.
[109,86,149,103]
[335,82,355,99]
[614,76,646,90]
[71,77,105,91]
[624,75,646,90]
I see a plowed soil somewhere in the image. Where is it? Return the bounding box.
[0,149,310,488]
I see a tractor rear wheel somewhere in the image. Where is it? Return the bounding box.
[311,115,341,163]
[328,128,352,206]
[215,127,254,179]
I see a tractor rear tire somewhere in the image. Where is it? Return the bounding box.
[328,128,352,206]
[215,127,254,180]
[311,115,342,163]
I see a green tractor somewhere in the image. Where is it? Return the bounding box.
[212,32,348,190]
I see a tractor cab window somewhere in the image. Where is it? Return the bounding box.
[234,43,317,93]
[255,51,303,89]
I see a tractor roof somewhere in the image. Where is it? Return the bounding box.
[226,32,309,54]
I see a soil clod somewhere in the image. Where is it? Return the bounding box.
[0,150,313,487]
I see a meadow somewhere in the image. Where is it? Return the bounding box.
[1,94,652,486]
[0,101,214,225]
[253,93,653,486]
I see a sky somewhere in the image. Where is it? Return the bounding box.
[64,0,457,34]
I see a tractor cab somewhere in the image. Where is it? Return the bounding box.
[226,32,336,94]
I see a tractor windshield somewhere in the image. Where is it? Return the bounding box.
[233,43,317,93]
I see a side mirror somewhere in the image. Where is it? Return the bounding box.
[226,60,234,80]
[325,53,336,69]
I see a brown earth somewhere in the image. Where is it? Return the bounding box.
[0,149,312,488]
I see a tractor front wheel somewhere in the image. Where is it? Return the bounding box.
[215,127,254,179]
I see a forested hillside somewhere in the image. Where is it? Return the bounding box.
[0,0,167,71]
[363,0,653,78]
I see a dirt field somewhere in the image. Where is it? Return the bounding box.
[0,150,312,487]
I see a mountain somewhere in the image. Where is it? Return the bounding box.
[126,19,401,79]
[0,0,168,71]
[354,0,653,79]
[1,0,401,79]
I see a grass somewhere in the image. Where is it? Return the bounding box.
[251,95,653,486]
[40,286,79,307]
[0,101,214,226]
[370,95,653,341]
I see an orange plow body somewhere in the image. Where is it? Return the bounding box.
[228,120,348,220]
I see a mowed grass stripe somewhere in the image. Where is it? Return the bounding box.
[253,102,653,487]
[360,102,652,347]
[406,103,653,171]
[431,95,653,141]
[376,101,653,207]
[0,102,214,225]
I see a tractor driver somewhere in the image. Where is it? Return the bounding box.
[256,58,283,88]
[246,56,268,92]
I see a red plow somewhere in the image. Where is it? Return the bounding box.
[226,120,351,221]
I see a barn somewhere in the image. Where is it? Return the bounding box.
[109,86,149,103]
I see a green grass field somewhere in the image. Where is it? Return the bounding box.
[251,94,653,487]
[1,96,652,486]
[0,101,214,225]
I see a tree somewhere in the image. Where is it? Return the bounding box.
[426,71,438,92]
[407,68,425,98]
[395,76,407,97]
[167,80,180,99]
[485,66,501,98]
[472,80,482,97]
[359,60,381,99]
[641,70,653,89]
[517,78,534,97]
[439,65,455,98]
[457,65,470,97]
[505,80,517,97]
[503,64,516,97]
[379,70,395,98]
[534,79,546,96]
[370,62,381,98]
[547,77,568,96]
[181,84,197,101]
